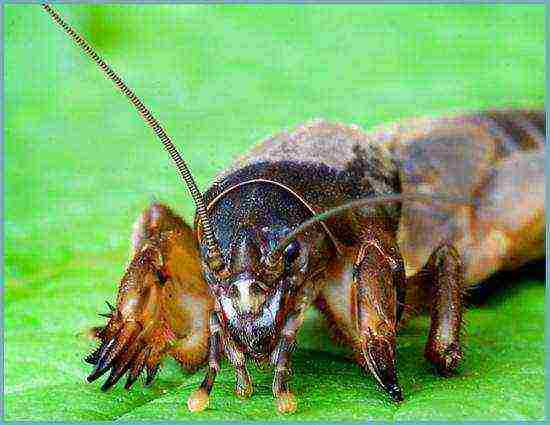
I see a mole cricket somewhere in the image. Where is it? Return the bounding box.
[42,4,545,414]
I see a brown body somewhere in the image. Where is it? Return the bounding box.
[87,109,545,408]
[203,109,545,371]
[40,2,544,414]
[220,110,544,285]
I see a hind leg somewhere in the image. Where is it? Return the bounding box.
[86,202,213,390]
[402,150,544,374]
[408,243,465,375]
[425,244,464,374]
[423,151,544,372]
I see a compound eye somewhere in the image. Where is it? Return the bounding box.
[284,240,300,265]
[155,269,168,285]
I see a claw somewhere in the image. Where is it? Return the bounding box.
[106,300,116,312]
[124,372,138,390]
[100,371,118,392]
[93,323,141,380]
[100,358,135,391]
[125,346,151,389]
[98,312,113,319]
[122,346,151,390]
[363,336,403,403]
[84,345,102,365]
[100,339,143,391]
[145,364,159,386]
[87,338,116,382]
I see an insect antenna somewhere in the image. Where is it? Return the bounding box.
[268,192,473,263]
[41,4,225,271]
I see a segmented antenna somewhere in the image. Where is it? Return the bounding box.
[269,192,472,262]
[41,4,224,271]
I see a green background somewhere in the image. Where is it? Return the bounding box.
[4,4,545,421]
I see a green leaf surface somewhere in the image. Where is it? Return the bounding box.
[5,4,545,421]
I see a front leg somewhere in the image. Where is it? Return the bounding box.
[224,337,253,399]
[353,234,405,402]
[187,312,222,412]
[85,203,212,391]
[270,291,312,414]
[187,310,254,412]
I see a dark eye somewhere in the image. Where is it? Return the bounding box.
[155,270,168,285]
[284,241,300,266]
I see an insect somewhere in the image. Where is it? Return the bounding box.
[42,4,545,414]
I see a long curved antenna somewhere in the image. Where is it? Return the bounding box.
[269,192,473,261]
[41,4,224,271]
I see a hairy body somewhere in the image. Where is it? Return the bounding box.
[38,2,544,413]
[217,110,544,284]
[87,109,545,411]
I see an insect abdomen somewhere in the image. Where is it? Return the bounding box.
[478,109,545,157]
[384,109,545,284]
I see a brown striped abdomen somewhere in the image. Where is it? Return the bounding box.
[377,109,545,285]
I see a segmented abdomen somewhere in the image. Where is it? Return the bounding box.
[378,109,545,284]
[477,110,545,157]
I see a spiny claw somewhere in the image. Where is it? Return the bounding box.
[100,357,135,391]
[84,344,102,365]
[100,341,143,391]
[363,336,403,403]
[145,364,160,386]
[122,346,151,390]
[106,300,116,312]
[87,338,116,382]
[124,373,138,390]
[88,323,141,383]
[86,242,176,392]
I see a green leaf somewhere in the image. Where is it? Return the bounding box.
[5,4,544,421]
